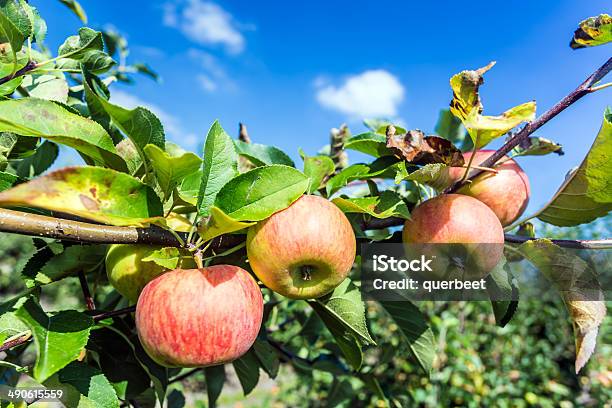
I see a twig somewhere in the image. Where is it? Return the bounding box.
[0,333,31,353]
[504,234,612,250]
[329,124,349,174]
[78,271,96,311]
[169,368,203,384]
[92,305,136,322]
[447,57,612,193]
[238,122,251,143]
[0,208,240,250]
[0,60,37,85]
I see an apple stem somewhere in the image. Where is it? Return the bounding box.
[194,251,204,269]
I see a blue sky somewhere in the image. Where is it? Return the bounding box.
[37,0,610,214]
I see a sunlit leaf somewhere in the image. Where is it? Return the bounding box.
[399,163,453,191]
[58,0,87,24]
[300,149,335,194]
[58,27,102,60]
[143,144,202,200]
[15,299,94,382]
[333,191,410,219]
[0,98,127,171]
[537,109,612,226]
[570,14,612,49]
[511,136,564,157]
[0,166,164,226]
[21,74,68,103]
[0,0,31,59]
[197,206,255,242]
[234,140,294,167]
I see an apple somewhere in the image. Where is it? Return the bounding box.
[403,194,505,277]
[449,150,530,226]
[246,195,356,299]
[135,265,263,368]
[105,244,196,302]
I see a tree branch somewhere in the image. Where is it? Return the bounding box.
[0,60,37,86]
[0,333,31,353]
[504,234,612,249]
[78,271,96,311]
[446,57,612,193]
[92,305,136,322]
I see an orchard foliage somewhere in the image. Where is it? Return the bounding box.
[0,2,611,407]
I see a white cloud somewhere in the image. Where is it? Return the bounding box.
[164,0,248,54]
[110,90,199,148]
[188,48,236,93]
[315,70,405,118]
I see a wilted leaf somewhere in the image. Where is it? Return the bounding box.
[0,98,126,171]
[333,191,410,219]
[15,299,94,382]
[0,166,164,226]
[537,109,612,226]
[449,62,536,148]
[214,165,309,221]
[198,206,255,242]
[198,121,238,217]
[570,14,612,49]
[512,136,564,157]
[387,129,464,166]
[519,239,606,373]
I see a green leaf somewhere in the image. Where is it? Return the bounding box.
[141,247,181,270]
[44,361,120,408]
[511,136,564,157]
[21,74,68,102]
[204,365,225,408]
[464,101,536,149]
[20,0,46,43]
[300,149,335,194]
[570,14,612,49]
[363,118,407,135]
[61,50,115,75]
[537,109,612,226]
[379,300,435,376]
[144,144,202,199]
[0,311,29,345]
[15,299,94,382]
[15,140,59,178]
[449,62,536,149]
[485,258,519,327]
[198,206,255,242]
[519,239,606,373]
[344,132,389,157]
[0,0,31,57]
[232,349,260,396]
[58,27,103,60]
[58,0,87,23]
[215,165,309,221]
[326,156,400,196]
[0,166,164,226]
[0,170,18,191]
[401,163,453,191]
[0,98,127,171]
[177,170,200,205]
[434,109,471,151]
[23,244,106,287]
[0,76,22,96]
[234,140,295,167]
[83,74,164,153]
[333,190,410,219]
[132,63,160,82]
[198,121,238,217]
[253,339,280,379]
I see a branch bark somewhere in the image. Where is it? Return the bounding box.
[0,60,37,86]
[446,57,612,193]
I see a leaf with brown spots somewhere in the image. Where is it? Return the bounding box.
[386,129,464,166]
[570,14,612,49]
[0,166,164,226]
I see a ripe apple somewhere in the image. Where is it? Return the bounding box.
[403,194,505,277]
[105,244,196,303]
[246,195,356,299]
[449,150,530,226]
[135,265,263,368]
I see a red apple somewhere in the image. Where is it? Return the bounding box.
[246,195,356,299]
[135,265,263,368]
[449,150,530,226]
[403,194,505,276]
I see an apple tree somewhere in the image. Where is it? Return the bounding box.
[0,2,611,407]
